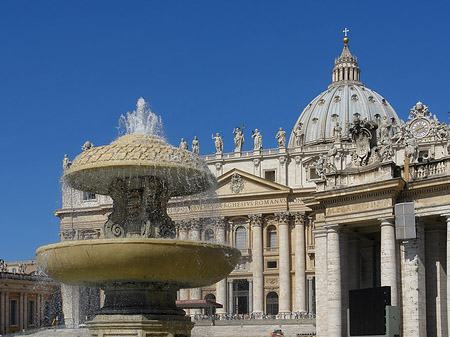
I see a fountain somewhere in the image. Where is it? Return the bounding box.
[36,98,241,337]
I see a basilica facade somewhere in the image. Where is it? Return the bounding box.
[57,37,450,337]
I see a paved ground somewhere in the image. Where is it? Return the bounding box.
[5,321,316,337]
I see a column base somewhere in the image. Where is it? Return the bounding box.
[86,314,194,337]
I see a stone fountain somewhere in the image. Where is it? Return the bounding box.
[36,98,240,337]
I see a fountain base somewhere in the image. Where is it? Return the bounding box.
[86,313,194,337]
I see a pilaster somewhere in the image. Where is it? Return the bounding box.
[426,227,447,337]
[401,220,426,337]
[294,212,306,312]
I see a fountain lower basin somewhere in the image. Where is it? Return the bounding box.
[36,238,239,289]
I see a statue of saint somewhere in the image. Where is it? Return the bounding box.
[405,135,419,163]
[179,138,188,151]
[333,122,342,142]
[252,129,262,150]
[293,123,304,147]
[379,116,392,140]
[192,136,199,154]
[275,127,286,147]
[233,127,245,152]
[212,133,223,154]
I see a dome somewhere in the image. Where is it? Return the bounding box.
[288,38,401,147]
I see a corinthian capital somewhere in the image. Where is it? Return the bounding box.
[275,211,290,225]
[294,212,306,226]
[249,214,263,228]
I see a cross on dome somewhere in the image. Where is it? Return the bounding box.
[343,28,349,37]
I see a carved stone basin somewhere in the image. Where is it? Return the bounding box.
[36,238,240,288]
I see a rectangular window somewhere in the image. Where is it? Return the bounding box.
[82,192,96,201]
[10,299,18,326]
[267,261,277,269]
[264,170,276,182]
[28,300,36,326]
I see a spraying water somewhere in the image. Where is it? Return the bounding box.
[119,97,164,137]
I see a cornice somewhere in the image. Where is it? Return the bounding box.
[313,178,405,205]
[55,204,112,216]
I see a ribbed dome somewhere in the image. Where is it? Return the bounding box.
[288,38,401,146]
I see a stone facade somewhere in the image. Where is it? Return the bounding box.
[0,260,61,335]
[56,36,450,336]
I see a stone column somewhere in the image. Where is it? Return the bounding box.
[426,227,447,337]
[294,212,306,313]
[189,221,202,316]
[249,214,264,314]
[36,294,41,328]
[313,228,328,337]
[401,220,426,337]
[340,230,348,337]
[248,279,253,314]
[277,212,291,315]
[61,284,80,328]
[215,218,227,315]
[1,291,5,334]
[307,277,314,314]
[380,217,398,306]
[326,224,342,337]
[446,214,450,337]
[228,280,234,314]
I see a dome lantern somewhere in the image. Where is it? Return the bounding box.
[331,29,361,84]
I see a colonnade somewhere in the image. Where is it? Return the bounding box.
[314,214,450,337]
[176,212,311,316]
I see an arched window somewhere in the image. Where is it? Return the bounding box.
[235,226,247,249]
[266,292,279,315]
[204,229,215,242]
[267,225,277,248]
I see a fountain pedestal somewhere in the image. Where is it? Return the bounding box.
[87,314,194,337]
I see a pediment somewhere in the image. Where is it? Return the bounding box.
[215,169,291,196]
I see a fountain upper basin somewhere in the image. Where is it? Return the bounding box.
[36,238,240,288]
[64,134,215,196]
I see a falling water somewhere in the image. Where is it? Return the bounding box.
[118,97,164,137]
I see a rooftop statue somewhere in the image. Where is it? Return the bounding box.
[293,123,304,147]
[276,127,287,147]
[212,133,223,154]
[233,126,245,153]
[252,129,262,150]
[192,136,199,154]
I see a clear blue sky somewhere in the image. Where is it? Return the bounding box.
[1,1,449,261]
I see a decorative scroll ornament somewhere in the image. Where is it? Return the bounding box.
[230,173,244,194]
[408,101,431,120]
